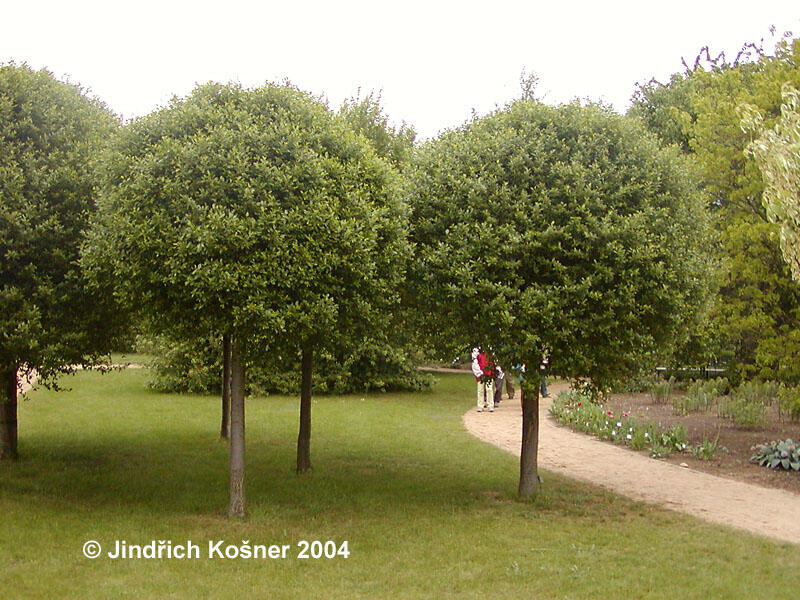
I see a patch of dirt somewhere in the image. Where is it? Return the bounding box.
[603,392,800,494]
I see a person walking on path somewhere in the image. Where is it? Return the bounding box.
[540,353,549,398]
[494,365,506,406]
[472,347,495,412]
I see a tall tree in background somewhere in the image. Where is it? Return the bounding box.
[0,63,121,460]
[408,101,709,497]
[85,82,407,516]
[629,36,800,383]
[743,84,800,282]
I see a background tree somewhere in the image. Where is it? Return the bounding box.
[629,36,800,384]
[0,63,121,460]
[408,101,710,497]
[85,81,408,516]
[744,84,800,281]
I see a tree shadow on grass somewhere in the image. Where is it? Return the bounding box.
[2,427,640,526]
[2,431,516,517]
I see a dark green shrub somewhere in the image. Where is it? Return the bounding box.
[138,334,433,395]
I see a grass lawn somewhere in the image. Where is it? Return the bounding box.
[1,368,799,599]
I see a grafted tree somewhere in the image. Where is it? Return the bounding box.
[85,81,407,516]
[0,63,120,460]
[408,100,710,497]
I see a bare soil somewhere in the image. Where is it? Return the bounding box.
[603,391,800,495]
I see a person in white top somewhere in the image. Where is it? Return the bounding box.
[471,347,495,412]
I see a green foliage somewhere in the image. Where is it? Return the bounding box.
[778,385,800,421]
[734,379,780,405]
[744,84,800,282]
[710,217,800,385]
[629,72,696,152]
[0,62,122,379]
[630,37,800,386]
[672,378,728,415]
[718,395,768,430]
[339,90,416,168]
[750,439,800,470]
[408,100,711,386]
[139,334,433,395]
[85,81,409,368]
[611,370,661,393]
[691,432,724,461]
[648,376,675,404]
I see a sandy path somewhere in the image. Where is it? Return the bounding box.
[464,382,800,545]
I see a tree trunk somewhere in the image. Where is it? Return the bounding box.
[227,338,246,519]
[518,378,541,498]
[220,334,231,440]
[296,346,313,474]
[0,367,18,460]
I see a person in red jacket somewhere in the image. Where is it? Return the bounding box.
[471,346,495,412]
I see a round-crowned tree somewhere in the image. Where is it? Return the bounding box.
[408,100,710,497]
[0,63,120,460]
[85,82,408,517]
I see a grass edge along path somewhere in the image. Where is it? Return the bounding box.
[1,369,799,599]
[464,382,800,546]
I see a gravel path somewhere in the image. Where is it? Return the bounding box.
[463,382,800,545]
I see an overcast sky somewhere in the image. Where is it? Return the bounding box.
[2,1,798,139]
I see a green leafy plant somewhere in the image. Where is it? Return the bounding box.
[672,377,728,415]
[648,376,675,404]
[692,432,724,461]
[734,380,780,406]
[750,439,800,471]
[778,385,800,421]
[718,394,768,430]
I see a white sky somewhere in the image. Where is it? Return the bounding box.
[2,1,798,139]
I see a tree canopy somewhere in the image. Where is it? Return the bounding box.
[0,63,120,459]
[744,84,800,282]
[339,91,416,168]
[408,100,710,495]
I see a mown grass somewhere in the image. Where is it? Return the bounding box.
[1,368,799,599]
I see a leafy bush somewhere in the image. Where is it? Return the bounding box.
[648,376,675,404]
[718,395,768,429]
[750,439,800,471]
[649,425,688,458]
[137,335,433,395]
[734,380,780,406]
[612,371,661,394]
[672,377,728,415]
[715,381,776,429]
[691,433,724,461]
[778,385,800,422]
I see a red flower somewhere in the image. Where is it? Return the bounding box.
[577,402,582,407]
